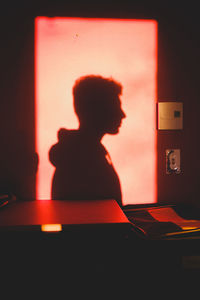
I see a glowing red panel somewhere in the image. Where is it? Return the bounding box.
[35,17,157,204]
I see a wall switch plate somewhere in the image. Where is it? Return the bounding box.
[166,149,181,174]
[158,102,183,130]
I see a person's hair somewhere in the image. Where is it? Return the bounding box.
[73,75,122,122]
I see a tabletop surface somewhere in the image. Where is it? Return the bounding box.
[0,199,130,228]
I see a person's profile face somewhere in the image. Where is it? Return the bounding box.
[97,95,126,135]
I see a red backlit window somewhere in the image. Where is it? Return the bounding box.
[35,17,157,205]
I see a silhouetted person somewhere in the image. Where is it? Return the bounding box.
[49,75,126,206]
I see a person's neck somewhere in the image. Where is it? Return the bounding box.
[78,125,104,142]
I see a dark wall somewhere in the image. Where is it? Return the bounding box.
[157,7,200,204]
[0,1,199,204]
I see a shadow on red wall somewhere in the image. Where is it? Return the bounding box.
[49,75,126,206]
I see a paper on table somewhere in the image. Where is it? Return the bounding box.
[148,207,200,230]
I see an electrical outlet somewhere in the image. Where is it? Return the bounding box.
[166,149,181,174]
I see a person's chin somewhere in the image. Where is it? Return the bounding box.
[107,127,120,135]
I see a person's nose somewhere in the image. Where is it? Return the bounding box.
[120,108,126,119]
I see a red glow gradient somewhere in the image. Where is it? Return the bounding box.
[35,17,157,204]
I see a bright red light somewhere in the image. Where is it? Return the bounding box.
[35,17,157,204]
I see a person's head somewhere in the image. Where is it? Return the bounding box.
[73,75,126,135]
